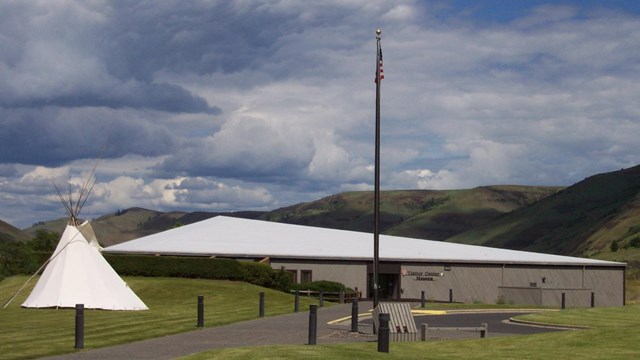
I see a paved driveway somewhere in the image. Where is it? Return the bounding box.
[41,303,563,359]
[359,311,564,340]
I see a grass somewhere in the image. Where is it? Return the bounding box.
[593,247,640,263]
[181,305,640,360]
[3,275,640,360]
[0,275,318,360]
[627,278,640,304]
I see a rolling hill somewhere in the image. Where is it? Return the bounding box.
[23,208,265,247]
[260,186,562,240]
[8,165,640,261]
[12,186,560,247]
[0,220,30,243]
[447,165,640,257]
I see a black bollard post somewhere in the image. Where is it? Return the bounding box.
[561,292,566,309]
[197,295,204,328]
[377,313,390,353]
[295,289,300,313]
[319,291,324,307]
[308,305,318,345]
[449,289,453,303]
[259,292,265,317]
[75,304,84,350]
[591,292,595,308]
[421,290,426,308]
[351,299,359,333]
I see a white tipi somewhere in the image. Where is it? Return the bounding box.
[21,169,147,310]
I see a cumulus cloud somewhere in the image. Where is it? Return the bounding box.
[1,1,640,227]
[158,113,316,180]
[0,107,179,166]
[0,164,18,178]
[0,1,220,114]
[171,177,273,208]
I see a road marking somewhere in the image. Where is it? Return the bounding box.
[327,310,447,324]
[412,310,447,315]
[327,314,372,325]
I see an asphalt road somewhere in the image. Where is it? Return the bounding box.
[41,304,563,359]
[418,312,563,336]
[359,311,564,339]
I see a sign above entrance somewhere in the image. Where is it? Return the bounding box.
[401,269,444,281]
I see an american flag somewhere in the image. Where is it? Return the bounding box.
[375,47,384,83]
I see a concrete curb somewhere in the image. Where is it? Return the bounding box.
[508,317,591,330]
[441,308,554,314]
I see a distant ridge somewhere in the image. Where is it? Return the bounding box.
[15,186,559,248]
[0,219,31,243]
[260,186,562,241]
[8,165,640,260]
[448,165,640,257]
[23,208,265,247]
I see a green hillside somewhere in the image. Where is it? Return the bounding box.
[10,186,559,247]
[7,165,639,260]
[24,208,265,247]
[0,219,30,243]
[448,166,640,257]
[261,186,562,240]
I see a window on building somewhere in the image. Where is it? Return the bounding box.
[301,270,312,284]
[286,270,298,284]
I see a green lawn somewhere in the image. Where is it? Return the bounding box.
[180,305,640,360]
[3,275,640,360]
[0,275,318,360]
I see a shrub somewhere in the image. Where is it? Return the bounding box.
[27,230,58,252]
[104,254,292,292]
[611,240,619,252]
[291,280,350,293]
[270,268,294,292]
[0,241,39,277]
[240,262,274,288]
[104,254,245,281]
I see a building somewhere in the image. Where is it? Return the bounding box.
[104,216,626,307]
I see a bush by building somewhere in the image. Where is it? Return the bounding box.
[291,279,351,293]
[103,254,293,292]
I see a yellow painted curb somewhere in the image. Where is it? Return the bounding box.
[411,310,447,315]
[327,310,446,324]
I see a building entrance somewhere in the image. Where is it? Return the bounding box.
[368,273,399,300]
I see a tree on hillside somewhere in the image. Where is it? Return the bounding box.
[611,240,619,252]
[0,241,37,278]
[27,230,59,252]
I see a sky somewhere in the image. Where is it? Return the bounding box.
[1,1,640,228]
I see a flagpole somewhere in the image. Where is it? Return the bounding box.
[373,28,382,309]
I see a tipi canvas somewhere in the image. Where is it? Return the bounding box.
[20,163,146,310]
[22,222,148,310]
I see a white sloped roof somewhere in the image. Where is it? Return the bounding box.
[104,216,624,267]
